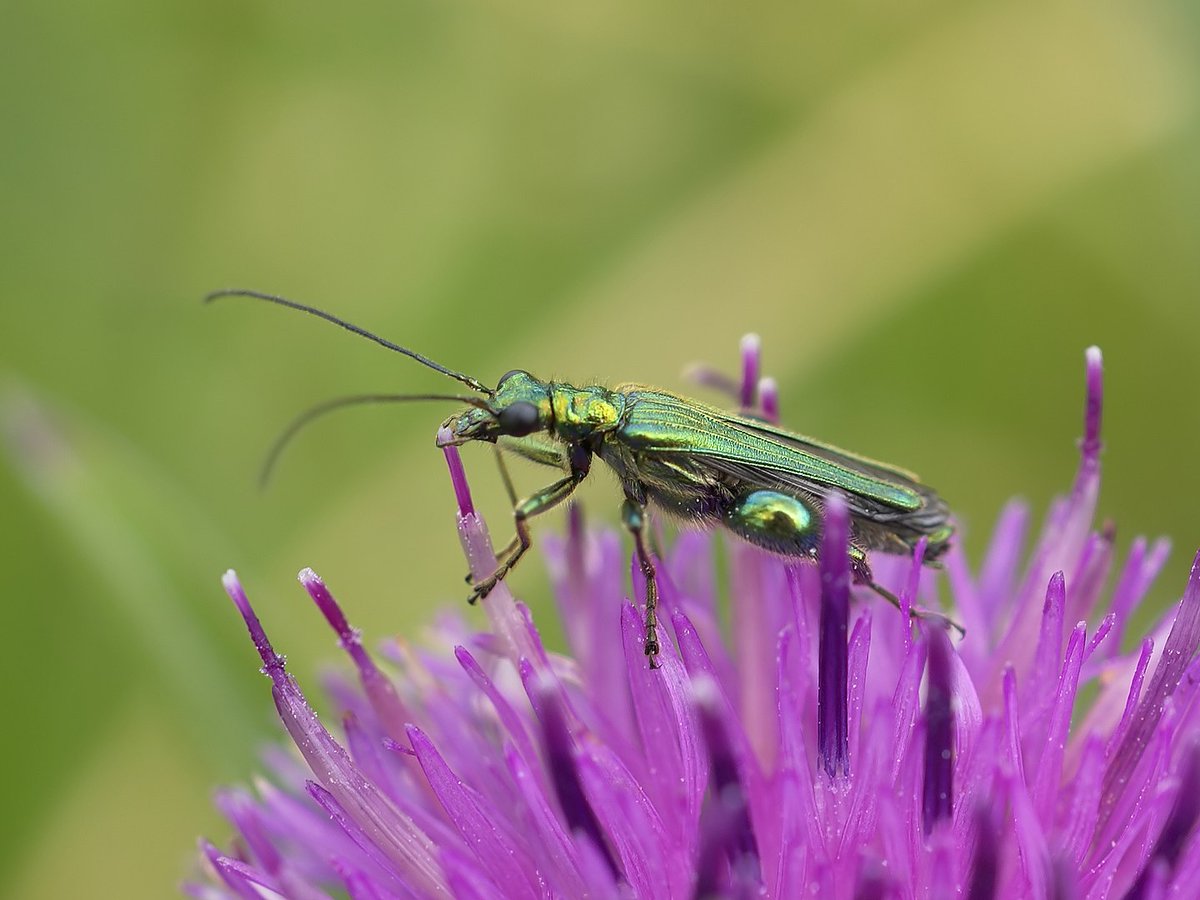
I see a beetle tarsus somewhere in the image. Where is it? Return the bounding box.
[867,579,965,638]
[621,496,662,670]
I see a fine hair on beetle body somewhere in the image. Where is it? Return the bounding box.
[208,289,959,669]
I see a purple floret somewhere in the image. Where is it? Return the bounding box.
[817,493,851,779]
[191,341,1200,899]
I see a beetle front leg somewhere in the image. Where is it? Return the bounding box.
[621,494,661,670]
[463,439,569,582]
[468,446,590,604]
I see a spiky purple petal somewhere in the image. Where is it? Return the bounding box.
[739,333,761,411]
[1098,550,1200,847]
[195,344,1200,900]
[1124,741,1200,898]
[966,802,999,900]
[758,377,779,423]
[922,626,955,835]
[818,493,851,778]
[533,680,621,882]
[694,676,762,895]
[438,427,475,517]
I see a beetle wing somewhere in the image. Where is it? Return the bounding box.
[616,388,928,519]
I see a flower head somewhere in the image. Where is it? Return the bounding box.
[191,342,1200,898]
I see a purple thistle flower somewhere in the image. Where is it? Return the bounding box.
[191,341,1200,899]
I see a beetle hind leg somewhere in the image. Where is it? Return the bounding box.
[863,578,965,637]
[722,489,965,636]
[848,526,964,636]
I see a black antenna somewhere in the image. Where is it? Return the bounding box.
[205,289,493,395]
[260,392,490,488]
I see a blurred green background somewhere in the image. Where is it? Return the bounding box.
[3,1,1200,896]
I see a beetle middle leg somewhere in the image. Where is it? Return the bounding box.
[621,492,661,669]
[858,566,965,637]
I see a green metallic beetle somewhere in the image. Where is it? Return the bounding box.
[208,290,955,668]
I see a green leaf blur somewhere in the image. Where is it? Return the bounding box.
[2,1,1199,895]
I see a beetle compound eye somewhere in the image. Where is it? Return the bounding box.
[497,369,530,390]
[497,401,540,437]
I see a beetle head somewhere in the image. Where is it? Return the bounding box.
[436,369,551,446]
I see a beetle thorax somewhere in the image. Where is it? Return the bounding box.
[549,384,624,442]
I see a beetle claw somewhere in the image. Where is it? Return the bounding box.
[466,578,497,605]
